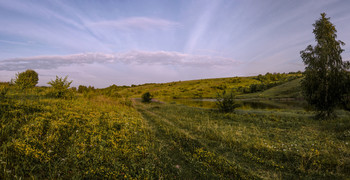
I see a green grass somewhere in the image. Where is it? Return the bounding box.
[134,101,350,179]
[1,78,349,179]
[238,78,303,99]
[0,88,158,179]
[116,73,302,99]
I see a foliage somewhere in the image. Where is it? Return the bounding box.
[14,69,39,89]
[0,92,155,179]
[77,85,95,94]
[0,80,349,179]
[142,92,152,103]
[300,13,349,119]
[0,84,9,99]
[216,90,239,112]
[98,84,129,98]
[239,78,303,99]
[342,73,350,111]
[47,76,73,98]
[117,73,302,99]
[135,101,350,179]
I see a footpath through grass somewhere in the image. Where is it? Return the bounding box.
[134,101,350,179]
[1,87,349,179]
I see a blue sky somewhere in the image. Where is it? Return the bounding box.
[0,0,350,87]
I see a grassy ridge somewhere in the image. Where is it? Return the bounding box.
[238,78,303,99]
[115,73,302,99]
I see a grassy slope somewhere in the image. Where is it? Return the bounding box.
[238,78,303,99]
[135,101,350,179]
[118,74,302,99]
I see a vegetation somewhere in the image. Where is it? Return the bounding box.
[0,68,349,179]
[0,87,156,179]
[216,90,239,112]
[135,101,350,179]
[239,78,303,99]
[117,72,302,99]
[1,58,350,180]
[47,76,73,99]
[14,69,39,89]
[141,92,152,103]
[301,13,350,119]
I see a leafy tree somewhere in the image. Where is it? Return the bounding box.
[216,90,239,113]
[14,69,39,89]
[142,92,152,103]
[47,76,73,98]
[300,13,349,118]
[78,85,88,93]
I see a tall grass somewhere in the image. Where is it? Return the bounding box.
[135,101,350,179]
[0,88,156,179]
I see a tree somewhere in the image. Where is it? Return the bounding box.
[14,69,39,89]
[300,13,349,119]
[141,92,152,103]
[216,90,239,113]
[47,76,73,98]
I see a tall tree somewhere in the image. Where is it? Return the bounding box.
[300,13,349,119]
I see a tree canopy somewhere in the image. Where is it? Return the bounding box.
[300,13,349,118]
[14,69,39,89]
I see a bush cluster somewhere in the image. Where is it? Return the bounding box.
[216,91,239,113]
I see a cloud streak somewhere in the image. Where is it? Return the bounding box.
[90,17,180,31]
[0,51,238,71]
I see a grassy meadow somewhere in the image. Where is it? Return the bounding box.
[1,72,350,179]
[115,72,302,99]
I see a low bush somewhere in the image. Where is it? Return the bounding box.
[216,90,239,112]
[46,76,73,99]
[142,92,152,103]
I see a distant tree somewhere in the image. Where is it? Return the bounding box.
[14,69,39,89]
[300,13,349,119]
[142,92,152,103]
[78,85,88,93]
[47,76,73,98]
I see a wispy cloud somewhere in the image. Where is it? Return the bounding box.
[0,51,238,71]
[90,17,180,31]
[184,0,221,53]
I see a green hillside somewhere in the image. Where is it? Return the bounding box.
[110,73,302,99]
[238,78,303,99]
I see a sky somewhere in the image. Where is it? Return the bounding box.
[0,0,350,88]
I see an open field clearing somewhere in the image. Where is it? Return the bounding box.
[135,100,350,179]
[0,89,157,179]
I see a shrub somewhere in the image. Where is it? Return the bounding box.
[216,90,239,113]
[47,76,73,98]
[0,84,9,99]
[142,92,152,103]
[14,69,39,89]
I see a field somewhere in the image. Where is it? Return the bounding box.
[1,74,350,179]
[135,101,350,179]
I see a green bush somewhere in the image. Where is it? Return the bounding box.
[14,69,39,89]
[216,91,239,113]
[142,92,152,103]
[46,76,73,98]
